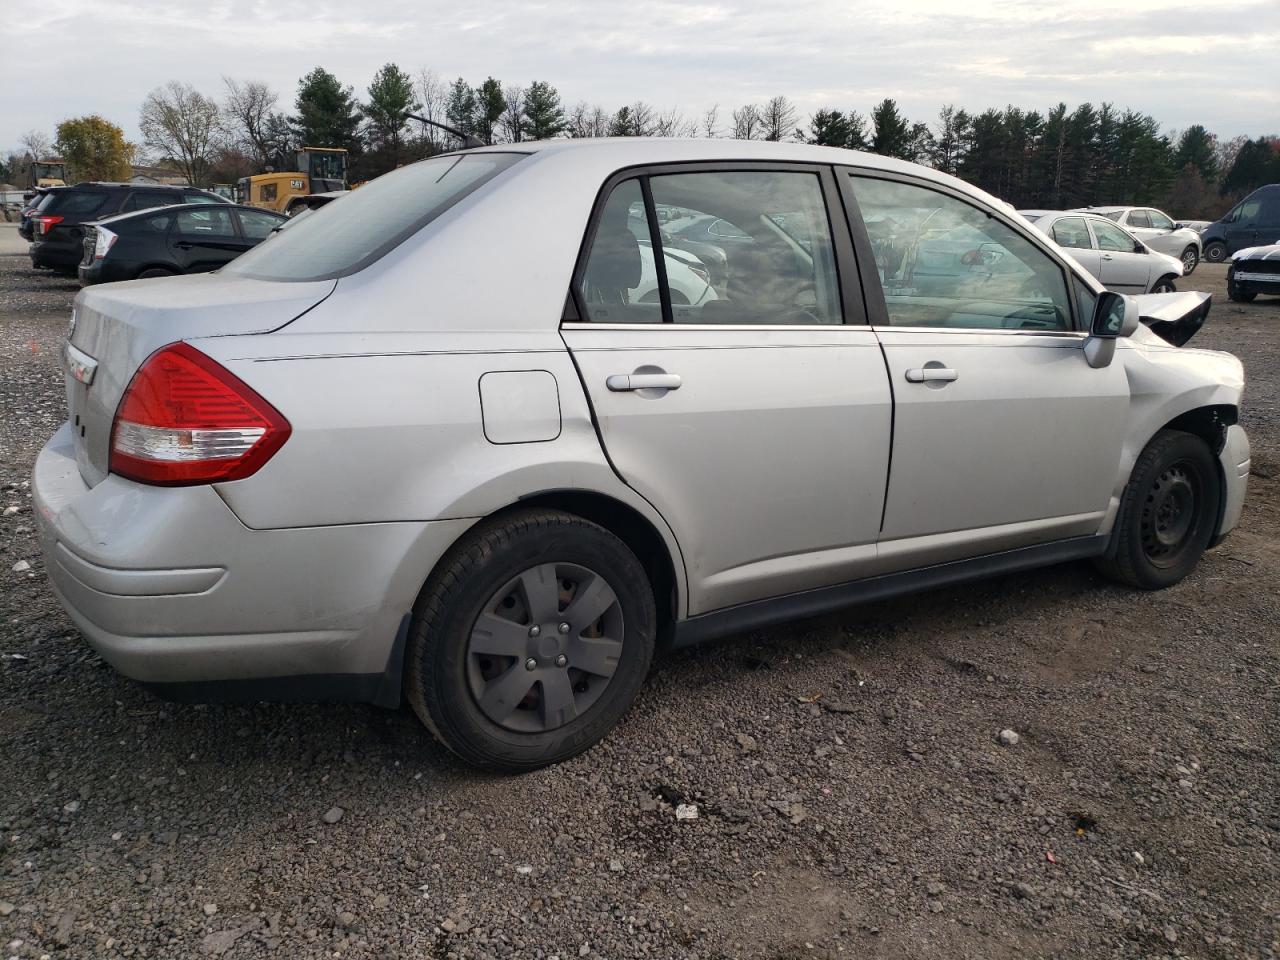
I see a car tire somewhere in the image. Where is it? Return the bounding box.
[1149,275,1178,294]
[1094,430,1221,591]
[1203,240,1228,263]
[137,268,178,279]
[1180,246,1199,274]
[404,508,656,772]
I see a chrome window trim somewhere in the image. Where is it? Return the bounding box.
[562,321,1088,338]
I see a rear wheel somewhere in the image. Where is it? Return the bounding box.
[405,509,656,771]
[1150,275,1178,294]
[1094,430,1221,590]
[137,267,178,279]
[1203,240,1228,263]
[1180,246,1199,274]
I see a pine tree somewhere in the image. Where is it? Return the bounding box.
[364,63,419,159]
[1173,125,1218,181]
[292,67,362,152]
[870,99,913,160]
[445,79,476,140]
[474,77,506,144]
[522,81,566,141]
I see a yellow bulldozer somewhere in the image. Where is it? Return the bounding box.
[236,147,349,213]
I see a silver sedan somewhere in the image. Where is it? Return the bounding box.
[1078,206,1203,274]
[1020,210,1185,294]
[35,140,1249,770]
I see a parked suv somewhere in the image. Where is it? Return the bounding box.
[29,183,227,272]
[1078,206,1203,274]
[1200,184,1280,262]
[35,141,1249,771]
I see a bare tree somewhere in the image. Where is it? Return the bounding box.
[222,78,278,167]
[653,107,696,138]
[414,69,449,153]
[761,95,797,142]
[567,102,610,138]
[701,104,720,138]
[140,81,224,186]
[500,84,525,143]
[731,104,762,140]
[19,129,53,160]
[627,102,656,137]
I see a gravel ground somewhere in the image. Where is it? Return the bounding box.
[2,223,1278,959]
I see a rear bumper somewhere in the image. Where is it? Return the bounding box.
[30,236,81,269]
[1215,424,1250,543]
[33,423,474,702]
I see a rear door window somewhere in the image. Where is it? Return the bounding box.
[174,207,237,238]
[1126,209,1152,229]
[577,179,662,324]
[223,152,524,281]
[1051,217,1093,249]
[123,192,178,212]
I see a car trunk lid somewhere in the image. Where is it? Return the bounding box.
[65,273,335,488]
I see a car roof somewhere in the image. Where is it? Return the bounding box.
[441,137,1013,211]
[70,182,208,191]
[90,202,282,227]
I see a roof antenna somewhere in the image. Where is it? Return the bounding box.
[405,113,486,150]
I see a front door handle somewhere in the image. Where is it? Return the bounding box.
[1101,253,1114,261]
[607,373,682,392]
[174,241,194,250]
[904,367,958,383]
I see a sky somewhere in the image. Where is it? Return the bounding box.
[2,0,1278,154]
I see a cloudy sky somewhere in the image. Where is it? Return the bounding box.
[3,0,1278,152]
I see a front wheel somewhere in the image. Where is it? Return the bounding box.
[1150,275,1178,294]
[1094,430,1221,590]
[1180,246,1199,275]
[405,509,656,771]
[1203,240,1228,263]
[1227,274,1256,303]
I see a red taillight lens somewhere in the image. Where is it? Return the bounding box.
[34,215,64,235]
[109,342,290,486]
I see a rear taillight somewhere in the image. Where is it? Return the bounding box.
[34,214,64,236]
[109,342,290,486]
[94,227,118,260]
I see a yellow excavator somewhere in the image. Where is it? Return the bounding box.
[236,147,349,213]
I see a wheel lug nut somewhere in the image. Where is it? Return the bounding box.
[555,655,567,667]
[528,625,541,638]
[558,622,571,635]
[524,658,537,671]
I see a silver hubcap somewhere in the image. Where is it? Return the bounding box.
[466,562,624,733]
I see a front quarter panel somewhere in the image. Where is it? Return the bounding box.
[1107,339,1245,524]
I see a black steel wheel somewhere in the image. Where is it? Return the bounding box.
[405,509,655,771]
[1094,430,1220,590]
[1203,240,1228,263]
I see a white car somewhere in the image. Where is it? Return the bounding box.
[1020,210,1183,294]
[1078,206,1203,274]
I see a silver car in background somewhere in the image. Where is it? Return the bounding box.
[35,140,1249,771]
[1020,210,1184,294]
[1079,206,1203,274]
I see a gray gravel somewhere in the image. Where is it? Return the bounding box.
[2,226,1278,959]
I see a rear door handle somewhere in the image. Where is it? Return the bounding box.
[904,367,958,383]
[1101,253,1114,261]
[606,373,682,392]
[174,241,193,250]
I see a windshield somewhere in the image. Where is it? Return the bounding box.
[224,152,525,282]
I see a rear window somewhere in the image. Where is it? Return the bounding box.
[224,152,525,282]
[45,191,109,216]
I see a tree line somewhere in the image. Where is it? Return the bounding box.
[4,65,1278,219]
